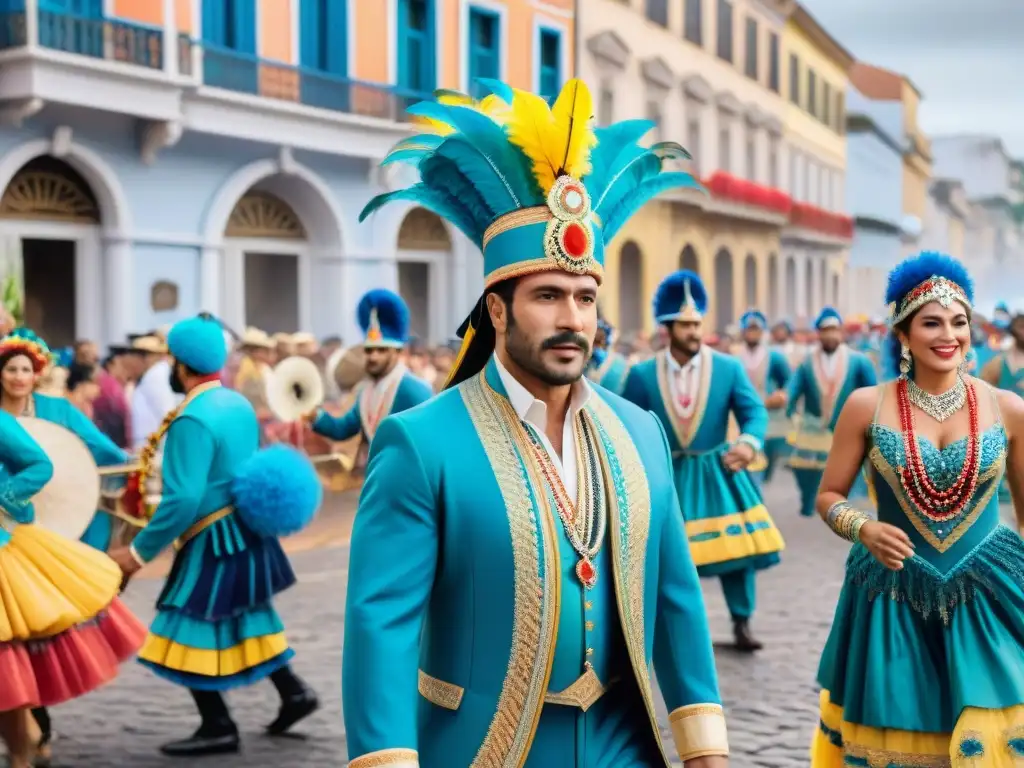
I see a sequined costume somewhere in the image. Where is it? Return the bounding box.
[343,79,728,767]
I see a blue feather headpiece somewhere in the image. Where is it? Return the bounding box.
[357,289,410,349]
[359,79,701,387]
[815,307,843,330]
[740,310,767,330]
[772,318,794,334]
[597,318,614,343]
[882,251,974,376]
[654,270,707,324]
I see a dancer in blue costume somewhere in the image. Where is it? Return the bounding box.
[108,313,322,757]
[343,79,729,768]
[308,289,432,461]
[786,307,877,517]
[811,252,1024,766]
[622,273,784,652]
[980,312,1024,506]
[735,310,791,485]
[586,318,631,394]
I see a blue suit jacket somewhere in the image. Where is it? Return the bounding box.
[313,369,433,443]
[342,357,726,768]
[786,346,878,431]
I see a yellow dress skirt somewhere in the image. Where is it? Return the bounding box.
[0,523,146,712]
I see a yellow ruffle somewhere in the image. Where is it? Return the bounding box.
[685,506,785,567]
[812,689,1024,767]
[0,524,122,642]
[139,632,289,677]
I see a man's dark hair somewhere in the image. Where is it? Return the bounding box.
[487,277,517,313]
[67,362,97,391]
[321,335,343,346]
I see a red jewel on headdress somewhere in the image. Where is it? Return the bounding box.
[562,222,588,260]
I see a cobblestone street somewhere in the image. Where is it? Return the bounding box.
[19,479,892,766]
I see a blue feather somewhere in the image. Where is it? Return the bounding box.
[433,135,534,215]
[653,269,708,320]
[232,445,322,538]
[603,172,703,241]
[359,184,483,244]
[476,78,515,104]
[592,150,662,220]
[382,135,445,166]
[419,154,498,222]
[586,121,656,193]
[358,289,410,339]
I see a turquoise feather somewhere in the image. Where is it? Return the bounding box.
[591,150,662,220]
[418,154,498,224]
[602,172,703,241]
[358,184,482,244]
[475,78,515,104]
[651,141,692,161]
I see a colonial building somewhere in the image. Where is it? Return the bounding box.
[780,4,853,320]
[579,0,796,334]
[931,135,1023,309]
[0,0,575,347]
[843,84,905,316]
[921,179,969,262]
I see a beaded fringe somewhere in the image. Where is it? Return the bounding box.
[845,526,1023,625]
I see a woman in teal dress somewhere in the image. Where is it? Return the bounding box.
[810,252,1024,766]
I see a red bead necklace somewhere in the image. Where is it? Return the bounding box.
[896,377,980,522]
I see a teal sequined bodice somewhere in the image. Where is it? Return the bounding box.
[866,423,1006,572]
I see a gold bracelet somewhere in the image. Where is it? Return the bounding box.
[825,500,870,543]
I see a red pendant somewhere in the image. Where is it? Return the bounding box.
[678,395,692,409]
[576,558,597,589]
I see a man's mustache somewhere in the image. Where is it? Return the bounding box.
[542,332,590,354]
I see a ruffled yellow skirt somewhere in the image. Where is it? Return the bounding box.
[0,524,145,711]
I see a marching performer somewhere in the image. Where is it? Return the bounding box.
[585,318,631,394]
[108,313,322,757]
[343,79,728,767]
[811,252,1024,766]
[307,289,432,460]
[736,310,791,485]
[623,271,784,652]
[770,318,806,370]
[980,312,1024,505]
[786,307,877,518]
[0,407,145,768]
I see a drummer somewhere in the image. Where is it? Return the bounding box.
[0,327,132,758]
[305,289,432,462]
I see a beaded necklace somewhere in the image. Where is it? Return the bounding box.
[896,376,980,522]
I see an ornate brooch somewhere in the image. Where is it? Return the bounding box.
[544,175,596,275]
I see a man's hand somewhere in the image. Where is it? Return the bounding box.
[686,756,728,767]
[722,442,755,472]
[764,391,786,410]
[301,408,320,425]
[108,547,143,577]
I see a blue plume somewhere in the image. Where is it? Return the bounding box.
[476,78,514,104]
[357,289,410,339]
[419,153,499,224]
[885,251,974,308]
[232,445,323,538]
[591,147,660,219]
[382,135,445,167]
[359,184,483,244]
[603,172,703,242]
[740,310,767,329]
[654,270,707,322]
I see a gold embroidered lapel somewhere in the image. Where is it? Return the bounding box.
[358,374,403,441]
[460,373,559,767]
[743,349,770,393]
[585,394,669,766]
[655,346,712,448]
[811,346,848,426]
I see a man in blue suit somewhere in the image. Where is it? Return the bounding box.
[586,318,631,394]
[342,79,729,767]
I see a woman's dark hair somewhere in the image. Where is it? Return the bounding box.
[67,362,97,392]
[0,348,36,373]
[884,305,973,379]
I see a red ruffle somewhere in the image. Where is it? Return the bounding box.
[0,598,145,711]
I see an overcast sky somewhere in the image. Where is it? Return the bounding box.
[801,0,1024,157]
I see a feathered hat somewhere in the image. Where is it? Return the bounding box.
[772,318,794,334]
[882,251,973,376]
[739,309,768,330]
[653,270,707,324]
[0,328,53,373]
[814,307,843,330]
[167,313,229,375]
[357,289,410,349]
[359,78,701,387]
[596,318,614,344]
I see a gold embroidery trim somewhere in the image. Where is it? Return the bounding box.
[543,668,618,712]
[174,506,232,550]
[359,372,404,442]
[482,206,550,246]
[417,670,464,711]
[484,257,605,290]
[842,743,949,768]
[655,346,711,450]
[668,703,729,761]
[462,373,559,767]
[867,444,1003,553]
[348,748,419,768]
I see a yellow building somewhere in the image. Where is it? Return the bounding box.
[780,4,854,320]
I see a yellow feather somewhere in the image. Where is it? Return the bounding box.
[436,89,473,106]
[411,115,455,136]
[549,79,596,180]
[504,88,560,192]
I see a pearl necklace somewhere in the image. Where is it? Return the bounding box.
[906,375,966,423]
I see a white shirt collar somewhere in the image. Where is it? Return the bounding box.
[494,355,591,427]
[665,347,702,374]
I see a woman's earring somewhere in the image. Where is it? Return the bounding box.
[899,344,912,377]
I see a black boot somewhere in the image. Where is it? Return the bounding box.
[266,666,319,735]
[160,690,240,757]
[31,707,53,765]
[733,618,763,652]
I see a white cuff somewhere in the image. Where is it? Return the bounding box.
[737,433,763,453]
[348,748,419,768]
[668,703,729,761]
[128,544,147,567]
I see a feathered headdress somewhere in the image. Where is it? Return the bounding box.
[653,270,708,324]
[357,289,410,349]
[882,251,974,377]
[359,78,702,387]
[0,327,52,373]
[815,307,843,330]
[739,309,767,330]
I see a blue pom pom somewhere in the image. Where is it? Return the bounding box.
[231,445,323,538]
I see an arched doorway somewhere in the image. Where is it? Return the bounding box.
[0,156,99,346]
[679,244,699,273]
[743,254,757,310]
[397,207,452,343]
[226,190,305,333]
[618,241,643,335]
[768,253,779,318]
[804,259,814,317]
[714,248,734,331]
